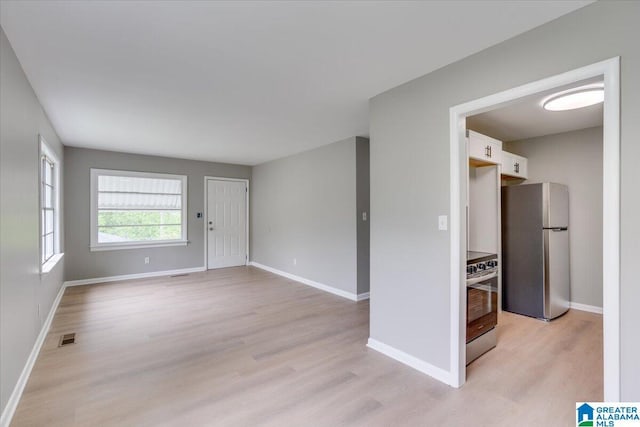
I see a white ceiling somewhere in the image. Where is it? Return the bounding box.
[467,77,603,142]
[0,1,592,165]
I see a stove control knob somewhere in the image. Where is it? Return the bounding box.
[477,262,486,271]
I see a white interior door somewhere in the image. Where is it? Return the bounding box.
[206,179,247,269]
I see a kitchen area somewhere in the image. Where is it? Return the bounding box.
[464,79,604,367]
[465,130,506,365]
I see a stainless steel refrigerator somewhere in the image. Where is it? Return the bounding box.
[501,183,570,320]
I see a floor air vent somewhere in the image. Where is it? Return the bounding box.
[59,333,76,347]
[170,274,189,277]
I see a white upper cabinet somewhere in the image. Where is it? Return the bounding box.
[467,130,502,166]
[501,151,528,179]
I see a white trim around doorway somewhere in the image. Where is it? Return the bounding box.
[449,57,620,400]
[203,177,250,270]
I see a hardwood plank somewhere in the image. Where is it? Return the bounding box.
[11,266,602,426]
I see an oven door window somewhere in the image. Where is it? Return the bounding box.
[466,277,498,342]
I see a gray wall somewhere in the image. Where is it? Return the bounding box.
[356,138,370,294]
[0,27,65,413]
[369,1,639,398]
[251,137,361,296]
[505,127,603,308]
[64,147,250,281]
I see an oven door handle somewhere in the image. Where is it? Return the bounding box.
[466,271,497,285]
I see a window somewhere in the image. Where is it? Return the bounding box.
[40,137,62,272]
[90,169,188,251]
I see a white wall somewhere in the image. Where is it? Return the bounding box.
[369,1,639,398]
[0,27,65,414]
[251,137,367,297]
[505,126,603,308]
[63,146,251,281]
[468,166,499,254]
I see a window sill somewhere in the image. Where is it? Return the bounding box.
[41,253,64,275]
[90,240,189,252]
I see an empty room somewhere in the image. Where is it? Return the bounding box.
[1,1,639,426]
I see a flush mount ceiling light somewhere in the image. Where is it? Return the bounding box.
[542,87,604,111]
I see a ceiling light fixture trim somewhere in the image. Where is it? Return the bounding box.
[542,84,604,111]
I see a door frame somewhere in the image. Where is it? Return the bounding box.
[203,176,250,269]
[448,57,620,400]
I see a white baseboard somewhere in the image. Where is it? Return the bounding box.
[0,283,66,427]
[64,266,206,287]
[249,261,367,302]
[367,338,453,386]
[356,292,370,301]
[570,301,603,314]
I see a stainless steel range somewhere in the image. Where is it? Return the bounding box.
[466,251,498,365]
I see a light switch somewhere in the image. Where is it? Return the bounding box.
[362,212,367,221]
[438,215,448,231]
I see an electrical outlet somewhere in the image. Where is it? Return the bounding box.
[362,211,367,221]
[293,258,297,266]
[144,256,150,264]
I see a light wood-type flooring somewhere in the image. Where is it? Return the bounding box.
[12,266,602,426]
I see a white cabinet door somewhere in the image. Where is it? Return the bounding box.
[501,151,528,179]
[468,130,502,165]
[207,179,247,269]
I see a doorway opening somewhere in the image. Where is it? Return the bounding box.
[204,177,249,270]
[448,58,619,400]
